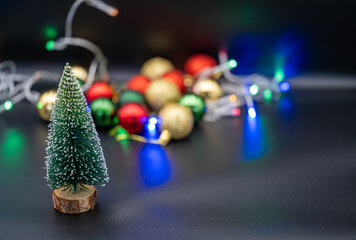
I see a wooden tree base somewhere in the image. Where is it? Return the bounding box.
[52,185,97,214]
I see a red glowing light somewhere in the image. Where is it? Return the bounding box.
[231,108,241,116]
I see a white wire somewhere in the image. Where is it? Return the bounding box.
[66,0,117,38]
[82,58,99,92]
[62,0,117,79]
[65,0,86,38]
[218,51,255,109]
[0,0,117,115]
[0,61,60,114]
[53,37,108,77]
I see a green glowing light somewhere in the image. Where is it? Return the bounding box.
[45,40,55,51]
[249,84,259,96]
[274,70,285,82]
[113,116,119,125]
[4,101,13,110]
[43,26,58,39]
[1,129,26,172]
[228,59,237,68]
[263,89,272,101]
[37,102,43,110]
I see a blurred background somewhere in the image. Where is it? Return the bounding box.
[0,0,355,77]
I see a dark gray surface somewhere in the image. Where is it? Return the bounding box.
[1,75,356,239]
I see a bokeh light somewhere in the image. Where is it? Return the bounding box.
[249,84,259,95]
[139,143,171,187]
[4,101,13,110]
[279,81,291,93]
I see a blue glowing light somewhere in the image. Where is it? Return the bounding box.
[140,116,148,124]
[279,81,291,93]
[148,116,158,125]
[278,96,295,120]
[242,115,267,161]
[139,143,171,187]
[248,107,256,119]
[147,123,156,132]
[142,116,161,139]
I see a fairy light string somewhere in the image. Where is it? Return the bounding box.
[47,0,118,91]
[0,0,118,113]
[1,1,295,147]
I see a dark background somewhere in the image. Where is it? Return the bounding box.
[0,0,355,76]
[1,80,356,239]
[1,1,356,239]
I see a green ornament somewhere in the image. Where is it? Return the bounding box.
[90,98,116,127]
[179,94,206,121]
[77,78,84,86]
[119,90,145,106]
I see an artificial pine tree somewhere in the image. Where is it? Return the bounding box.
[45,63,109,214]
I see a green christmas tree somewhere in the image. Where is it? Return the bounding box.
[46,63,109,193]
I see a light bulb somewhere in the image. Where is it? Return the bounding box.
[110,9,118,16]
[229,94,237,102]
[248,107,256,119]
[45,40,56,51]
[228,59,237,68]
[231,108,241,116]
[263,89,272,101]
[274,70,285,82]
[148,116,158,125]
[279,81,291,93]
[4,101,13,110]
[249,84,259,96]
[43,26,58,39]
[147,124,156,131]
[37,102,43,109]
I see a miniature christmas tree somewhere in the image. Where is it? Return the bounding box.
[45,63,109,214]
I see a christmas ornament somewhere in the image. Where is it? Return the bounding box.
[90,98,116,127]
[119,90,145,106]
[179,94,206,121]
[37,90,57,121]
[141,57,174,79]
[162,69,186,94]
[158,103,194,145]
[145,79,181,111]
[86,82,113,103]
[195,78,222,101]
[46,63,108,214]
[118,103,149,134]
[126,75,151,94]
[72,66,88,83]
[183,74,194,87]
[184,54,217,76]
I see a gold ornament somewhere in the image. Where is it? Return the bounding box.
[72,66,88,82]
[145,79,181,110]
[183,74,194,87]
[141,57,174,79]
[37,90,57,121]
[212,71,223,80]
[195,78,222,101]
[158,103,194,145]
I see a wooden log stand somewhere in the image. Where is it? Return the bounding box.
[52,185,97,214]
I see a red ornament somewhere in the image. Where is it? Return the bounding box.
[126,75,151,94]
[118,103,149,134]
[162,70,186,94]
[184,54,217,76]
[86,82,113,103]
